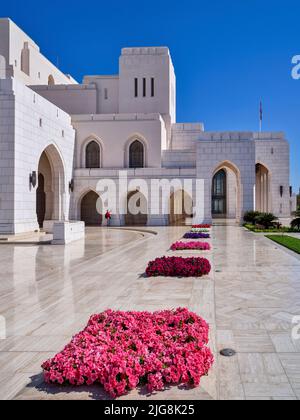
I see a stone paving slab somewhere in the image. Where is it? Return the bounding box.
[1,224,300,400]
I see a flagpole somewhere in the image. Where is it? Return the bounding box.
[259,100,263,133]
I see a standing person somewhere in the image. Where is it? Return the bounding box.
[105,210,112,227]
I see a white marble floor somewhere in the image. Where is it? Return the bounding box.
[0,225,299,400]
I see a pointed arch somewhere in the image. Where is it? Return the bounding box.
[81,135,104,169]
[125,190,148,226]
[255,162,271,213]
[36,143,66,227]
[211,160,242,222]
[86,141,100,168]
[129,140,144,168]
[124,134,148,168]
[80,190,103,226]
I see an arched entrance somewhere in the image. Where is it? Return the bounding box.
[169,190,193,225]
[212,169,227,217]
[80,191,102,226]
[211,162,241,222]
[125,191,148,226]
[36,146,65,229]
[255,163,270,213]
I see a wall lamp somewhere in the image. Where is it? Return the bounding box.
[280,186,284,198]
[69,179,74,193]
[29,171,37,188]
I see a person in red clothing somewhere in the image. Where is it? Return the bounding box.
[105,210,112,226]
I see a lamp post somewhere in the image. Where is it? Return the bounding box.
[29,171,37,188]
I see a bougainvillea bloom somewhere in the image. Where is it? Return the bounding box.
[42,308,214,398]
[184,233,210,239]
[146,256,211,277]
[171,241,211,251]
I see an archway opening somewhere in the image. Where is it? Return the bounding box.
[125,190,148,226]
[80,191,102,226]
[169,190,193,226]
[129,140,144,168]
[255,163,270,213]
[211,162,241,222]
[212,169,227,217]
[36,146,66,229]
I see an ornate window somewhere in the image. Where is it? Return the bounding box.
[212,169,227,215]
[129,140,144,168]
[86,141,101,169]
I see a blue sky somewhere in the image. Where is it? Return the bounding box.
[2,0,300,189]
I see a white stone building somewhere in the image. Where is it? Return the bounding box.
[0,18,296,234]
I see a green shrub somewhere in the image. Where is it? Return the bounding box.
[291,218,300,231]
[292,208,300,218]
[254,213,278,229]
[244,211,261,225]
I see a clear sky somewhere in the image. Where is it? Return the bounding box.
[2,0,299,190]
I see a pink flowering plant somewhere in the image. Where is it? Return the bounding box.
[171,241,211,251]
[192,224,211,229]
[146,256,211,277]
[42,308,214,398]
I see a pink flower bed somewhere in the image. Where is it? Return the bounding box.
[146,256,211,277]
[192,224,211,229]
[171,241,211,251]
[42,308,214,398]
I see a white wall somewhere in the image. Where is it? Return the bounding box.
[119,48,176,124]
[72,113,166,169]
[0,78,15,233]
[30,84,97,115]
[197,133,256,223]
[83,76,119,114]
[254,132,291,217]
[0,18,76,86]
[71,168,196,226]
[0,77,75,234]
[171,123,204,150]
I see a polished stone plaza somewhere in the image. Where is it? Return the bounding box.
[0,225,299,400]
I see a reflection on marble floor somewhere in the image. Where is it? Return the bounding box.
[0,225,299,400]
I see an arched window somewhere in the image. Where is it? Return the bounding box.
[86,141,101,169]
[212,169,227,215]
[48,75,55,86]
[21,43,30,76]
[129,140,144,168]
